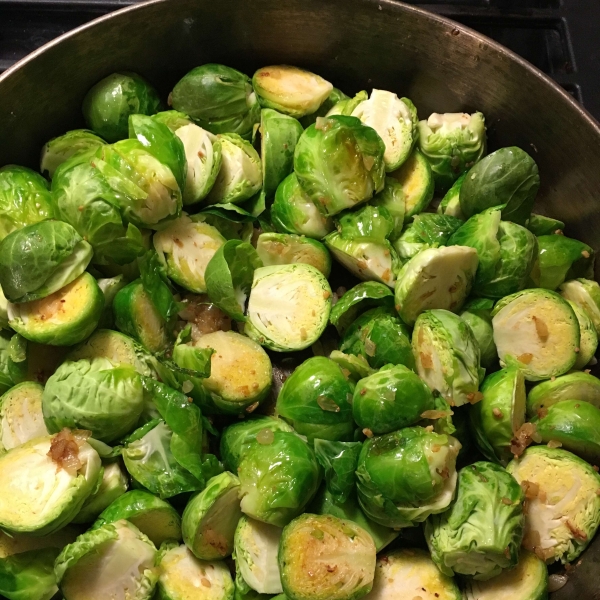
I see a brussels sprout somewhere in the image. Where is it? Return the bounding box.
[299,88,349,127]
[460,297,497,370]
[388,148,434,221]
[329,351,375,381]
[294,115,386,217]
[0,430,101,535]
[42,357,144,443]
[560,277,600,334]
[448,208,538,298]
[527,371,600,417]
[532,234,594,290]
[271,173,334,239]
[340,306,414,370]
[276,356,355,443]
[418,112,487,191]
[412,309,483,407]
[0,166,56,241]
[351,90,417,171]
[527,213,565,236]
[182,472,242,560]
[568,299,598,369]
[152,110,193,131]
[0,545,60,600]
[326,91,369,118]
[463,549,548,600]
[352,364,435,435]
[8,272,104,346]
[252,66,333,118]
[256,233,331,277]
[0,220,92,304]
[245,264,331,352]
[364,548,461,600]
[83,72,161,142]
[56,520,158,599]
[437,172,466,219]
[370,177,405,239]
[234,516,283,595]
[356,427,461,528]
[312,439,362,505]
[469,366,526,465]
[94,490,182,547]
[41,130,105,180]
[507,446,600,563]
[157,543,235,600]
[491,289,580,381]
[0,381,48,451]
[337,204,394,241]
[73,462,129,523]
[425,462,524,580]
[237,431,321,526]
[278,513,376,600]
[204,134,262,205]
[395,246,478,326]
[114,279,170,352]
[459,147,540,225]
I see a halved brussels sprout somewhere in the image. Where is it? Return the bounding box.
[94,490,182,547]
[204,134,262,205]
[388,148,434,221]
[448,207,538,298]
[352,364,434,435]
[351,90,416,171]
[41,129,106,179]
[234,515,283,595]
[528,213,565,236]
[527,371,600,417]
[425,461,524,580]
[0,166,56,241]
[491,289,580,381]
[154,215,226,293]
[370,177,405,239]
[253,66,333,118]
[256,233,331,277]
[182,471,242,560]
[412,309,483,407]
[299,87,349,127]
[152,110,192,132]
[294,116,385,217]
[42,357,144,443]
[340,306,414,370]
[460,297,497,370]
[0,381,48,451]
[438,172,466,219]
[278,513,376,600]
[271,174,333,239]
[8,272,104,346]
[560,278,600,334]
[329,351,375,382]
[364,548,461,600]
[245,264,331,352]
[83,72,161,142]
[356,427,461,528]
[469,366,525,465]
[463,549,548,600]
[395,246,478,326]
[459,147,540,225]
[418,112,486,191]
[507,446,600,564]
[237,431,321,527]
[0,430,101,535]
[56,520,158,599]
[157,543,235,600]
[568,300,598,369]
[73,462,128,523]
[276,356,355,443]
[114,279,169,352]
[0,220,92,304]
[326,91,368,118]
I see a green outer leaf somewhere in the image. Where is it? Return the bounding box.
[140,250,181,322]
[527,213,565,236]
[0,332,28,395]
[313,440,362,504]
[40,130,106,179]
[0,547,59,600]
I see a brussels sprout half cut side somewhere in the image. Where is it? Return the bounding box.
[182,471,242,560]
[395,246,478,326]
[8,272,104,346]
[256,233,331,277]
[560,278,600,335]
[245,264,332,352]
[492,289,579,381]
[278,513,376,600]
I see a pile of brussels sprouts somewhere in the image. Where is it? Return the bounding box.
[0,61,599,600]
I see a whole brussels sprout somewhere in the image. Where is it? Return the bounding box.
[326,90,368,118]
[83,72,161,142]
[294,115,386,217]
[560,277,600,334]
[460,297,497,370]
[356,427,461,528]
[425,462,524,580]
[418,112,486,191]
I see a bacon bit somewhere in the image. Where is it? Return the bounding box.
[566,520,588,541]
[47,429,90,474]
[395,304,402,312]
[554,229,564,235]
[357,260,368,270]
[420,410,453,420]
[362,428,374,438]
[420,352,434,369]
[582,250,591,258]
[197,149,205,159]
[501,497,512,505]
[246,402,259,413]
[322,290,331,299]
[326,565,337,573]
[436,467,450,479]
[187,397,193,403]
[547,440,562,449]
[466,391,484,405]
[493,408,504,419]
[520,480,540,500]
[511,423,539,457]
[537,407,549,419]
[517,353,534,365]
[532,316,549,342]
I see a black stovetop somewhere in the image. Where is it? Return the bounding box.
[0,0,599,121]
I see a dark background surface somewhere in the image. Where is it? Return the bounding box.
[0,0,599,121]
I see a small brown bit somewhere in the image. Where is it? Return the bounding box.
[504,546,511,559]
[365,339,377,357]
[594,465,599,472]
[420,352,434,369]
[78,205,84,212]
[425,425,434,432]
[174,238,184,248]
[395,304,402,312]
[501,497,512,505]
[201,578,212,588]
[381,269,391,282]
[431,444,441,453]
[47,428,90,474]
[436,467,449,479]
[246,402,259,413]
[466,391,484,405]
[326,565,337,573]
[517,353,534,365]
[520,480,540,500]
[532,316,549,342]
[317,395,341,413]
[203,528,229,556]
[360,388,367,396]
[511,423,539,457]
[448,282,460,293]
[582,250,591,258]
[323,290,331,299]
[547,440,562,449]
[566,520,588,541]
[555,229,564,235]
[362,428,374,438]
[357,260,368,270]
[537,407,549,419]
[420,410,453,420]
[493,408,504,419]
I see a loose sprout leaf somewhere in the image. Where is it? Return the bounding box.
[139,250,181,322]
[7,333,27,363]
[313,439,362,504]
